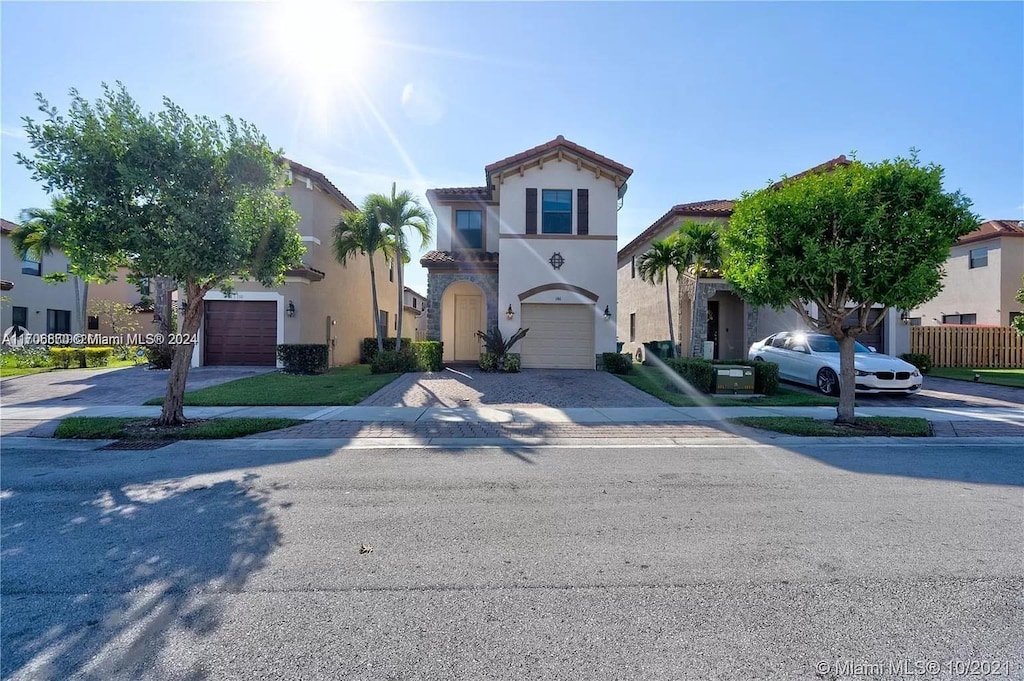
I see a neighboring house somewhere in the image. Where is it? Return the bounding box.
[617,156,911,361]
[188,159,399,367]
[403,286,428,340]
[88,268,155,335]
[422,135,632,368]
[911,220,1024,327]
[0,218,80,337]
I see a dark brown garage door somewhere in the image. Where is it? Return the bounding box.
[853,308,886,353]
[204,300,277,366]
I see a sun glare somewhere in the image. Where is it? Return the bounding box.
[267,1,370,90]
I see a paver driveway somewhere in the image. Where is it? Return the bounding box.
[361,367,666,408]
[0,365,274,407]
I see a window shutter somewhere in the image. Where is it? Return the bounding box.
[577,189,589,235]
[525,188,537,234]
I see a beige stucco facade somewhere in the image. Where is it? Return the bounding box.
[189,161,400,367]
[911,233,1024,327]
[1,224,81,335]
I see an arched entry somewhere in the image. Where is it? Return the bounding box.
[441,280,488,362]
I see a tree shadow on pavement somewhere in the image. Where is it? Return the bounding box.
[1,471,281,680]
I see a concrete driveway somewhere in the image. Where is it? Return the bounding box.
[0,365,274,407]
[361,368,667,408]
[784,374,1024,408]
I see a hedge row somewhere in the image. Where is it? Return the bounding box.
[662,357,780,395]
[362,338,443,372]
[49,347,114,369]
[899,352,932,374]
[277,344,329,374]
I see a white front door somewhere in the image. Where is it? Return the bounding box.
[520,303,595,369]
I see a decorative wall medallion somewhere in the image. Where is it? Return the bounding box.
[549,252,565,270]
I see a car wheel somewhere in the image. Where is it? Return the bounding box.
[753,357,764,361]
[816,368,839,396]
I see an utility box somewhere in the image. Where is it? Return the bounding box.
[714,365,755,394]
[702,341,715,360]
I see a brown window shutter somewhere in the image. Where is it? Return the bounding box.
[577,189,589,235]
[525,188,537,234]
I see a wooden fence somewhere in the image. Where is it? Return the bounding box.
[911,326,1024,368]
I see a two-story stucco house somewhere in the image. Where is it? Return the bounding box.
[1,218,81,336]
[188,159,399,367]
[617,156,911,361]
[911,220,1024,327]
[403,286,428,340]
[422,136,632,369]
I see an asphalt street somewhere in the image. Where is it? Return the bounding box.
[1,438,1021,680]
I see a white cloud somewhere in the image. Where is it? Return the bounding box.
[1,126,26,140]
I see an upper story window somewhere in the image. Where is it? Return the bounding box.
[943,313,976,325]
[542,190,572,234]
[22,253,41,276]
[969,247,987,269]
[455,209,483,249]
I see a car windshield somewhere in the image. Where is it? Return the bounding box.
[806,335,872,353]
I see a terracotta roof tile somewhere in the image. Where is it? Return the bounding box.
[420,250,500,266]
[283,158,357,212]
[1,218,19,235]
[1,280,13,291]
[618,200,734,261]
[285,266,326,282]
[428,187,493,201]
[957,219,1024,246]
[484,135,633,180]
[769,155,851,189]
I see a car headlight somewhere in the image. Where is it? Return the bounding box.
[912,369,920,377]
[855,370,871,377]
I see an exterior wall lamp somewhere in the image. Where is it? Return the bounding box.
[287,301,296,318]
[603,305,612,321]
[900,310,910,325]
[506,304,515,320]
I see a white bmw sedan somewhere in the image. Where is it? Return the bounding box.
[748,332,923,396]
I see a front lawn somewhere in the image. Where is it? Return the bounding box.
[0,356,141,379]
[615,363,837,407]
[144,364,401,406]
[928,367,1024,389]
[731,416,932,437]
[55,416,303,440]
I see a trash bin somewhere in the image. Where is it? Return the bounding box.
[659,341,674,358]
[616,342,624,353]
[643,341,662,359]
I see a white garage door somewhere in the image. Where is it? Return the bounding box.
[520,303,595,369]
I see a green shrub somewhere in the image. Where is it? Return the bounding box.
[602,352,633,374]
[411,341,443,372]
[361,337,401,364]
[371,349,418,374]
[144,344,175,369]
[479,352,497,372]
[503,353,521,373]
[665,357,715,393]
[900,352,932,374]
[47,346,113,369]
[1,346,52,368]
[276,344,329,374]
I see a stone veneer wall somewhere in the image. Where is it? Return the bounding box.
[425,270,500,341]
[687,280,758,358]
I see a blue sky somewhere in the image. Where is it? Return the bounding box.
[2,1,1022,296]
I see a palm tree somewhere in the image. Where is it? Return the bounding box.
[333,201,395,353]
[364,183,433,351]
[637,238,686,358]
[675,220,723,357]
[13,203,90,335]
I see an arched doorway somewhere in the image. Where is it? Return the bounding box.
[441,280,488,362]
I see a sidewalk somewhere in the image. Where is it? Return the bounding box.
[3,404,1023,439]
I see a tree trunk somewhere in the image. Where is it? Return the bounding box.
[836,334,857,424]
[153,276,175,337]
[157,284,204,426]
[71,276,83,334]
[664,277,676,359]
[80,280,90,336]
[395,259,405,351]
[690,273,700,358]
[369,255,383,352]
